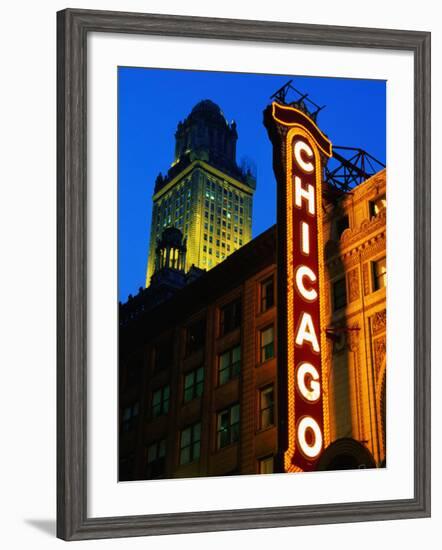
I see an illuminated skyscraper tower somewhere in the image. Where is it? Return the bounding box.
[146,100,256,286]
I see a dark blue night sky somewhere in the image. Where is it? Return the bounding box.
[118,68,386,302]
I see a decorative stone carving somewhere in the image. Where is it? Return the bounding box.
[347,324,361,352]
[347,268,360,302]
[373,336,386,380]
[340,227,352,243]
[362,262,370,295]
[372,309,387,335]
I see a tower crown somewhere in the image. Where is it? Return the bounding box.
[173,99,238,170]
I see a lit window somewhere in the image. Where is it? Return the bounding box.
[218,345,241,385]
[146,439,166,479]
[258,455,274,474]
[151,385,170,418]
[180,422,201,465]
[217,404,240,449]
[373,257,387,291]
[259,386,275,429]
[333,278,347,311]
[260,277,274,312]
[370,195,386,217]
[183,367,204,402]
[260,326,275,363]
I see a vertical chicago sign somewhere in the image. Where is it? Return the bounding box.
[264,101,332,472]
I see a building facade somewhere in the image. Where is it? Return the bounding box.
[146,100,256,286]
[321,168,387,468]
[119,168,386,480]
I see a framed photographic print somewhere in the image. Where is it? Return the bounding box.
[57,8,431,541]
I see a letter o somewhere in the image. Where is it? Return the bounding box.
[297,416,323,459]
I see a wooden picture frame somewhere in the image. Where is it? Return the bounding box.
[57,8,431,541]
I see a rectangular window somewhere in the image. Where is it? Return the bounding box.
[217,404,240,449]
[259,386,275,429]
[260,326,275,363]
[146,439,166,479]
[218,345,241,385]
[258,455,274,474]
[121,402,139,433]
[333,277,347,311]
[151,385,170,418]
[369,194,386,217]
[260,276,274,312]
[179,422,201,465]
[373,257,387,291]
[220,299,241,336]
[185,318,206,356]
[183,367,204,402]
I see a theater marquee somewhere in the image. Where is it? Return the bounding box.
[264,102,332,472]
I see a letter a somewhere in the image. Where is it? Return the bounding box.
[295,312,320,352]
